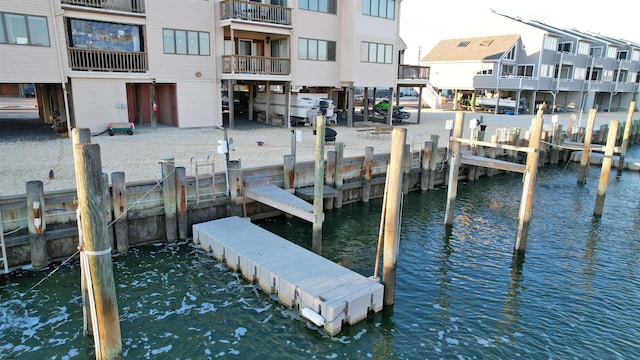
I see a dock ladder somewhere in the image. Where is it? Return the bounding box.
[0,211,9,274]
[190,154,216,203]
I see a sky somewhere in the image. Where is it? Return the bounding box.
[399,0,639,65]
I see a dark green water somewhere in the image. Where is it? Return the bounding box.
[2,153,640,359]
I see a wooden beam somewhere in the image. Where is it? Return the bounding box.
[452,137,537,153]
[460,154,526,173]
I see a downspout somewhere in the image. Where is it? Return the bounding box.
[494,58,501,114]
[48,0,72,132]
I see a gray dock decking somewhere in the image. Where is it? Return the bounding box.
[192,216,384,335]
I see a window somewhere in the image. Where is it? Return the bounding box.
[617,50,628,61]
[361,41,393,64]
[554,64,573,80]
[540,64,554,78]
[457,41,470,47]
[476,63,493,75]
[69,19,141,51]
[163,28,209,55]
[558,42,572,53]
[298,38,336,61]
[577,41,590,55]
[633,50,640,61]
[574,67,586,80]
[299,0,336,14]
[362,0,395,19]
[0,12,50,46]
[501,64,515,77]
[503,46,516,61]
[590,47,603,57]
[516,64,534,77]
[606,47,616,59]
[480,39,494,46]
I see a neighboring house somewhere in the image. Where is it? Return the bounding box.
[420,10,640,115]
[0,0,431,132]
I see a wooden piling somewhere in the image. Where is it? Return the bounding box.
[161,157,178,242]
[73,142,122,359]
[514,111,544,252]
[617,101,636,174]
[111,172,128,253]
[444,112,465,226]
[334,142,344,209]
[577,109,597,184]
[175,166,189,240]
[382,127,406,306]
[283,155,295,191]
[101,173,114,249]
[402,144,411,194]
[420,141,433,191]
[26,180,47,269]
[312,115,325,254]
[428,135,439,189]
[594,120,619,217]
[362,147,374,202]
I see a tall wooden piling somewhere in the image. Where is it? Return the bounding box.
[444,112,465,226]
[382,127,406,306]
[402,144,411,194]
[111,172,128,253]
[594,120,619,217]
[514,111,544,252]
[617,101,636,174]
[161,157,178,242]
[312,115,325,254]
[362,147,374,202]
[73,142,122,359]
[26,180,47,269]
[334,142,344,209]
[428,135,439,189]
[577,109,597,185]
[176,166,189,240]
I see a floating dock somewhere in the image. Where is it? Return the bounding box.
[192,216,384,335]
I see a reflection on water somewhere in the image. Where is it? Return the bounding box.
[2,151,640,358]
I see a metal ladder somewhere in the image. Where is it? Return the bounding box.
[410,135,423,169]
[190,154,216,203]
[0,210,9,274]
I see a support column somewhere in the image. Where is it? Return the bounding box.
[577,109,597,185]
[334,142,344,208]
[312,115,325,254]
[444,112,465,226]
[111,172,128,253]
[362,147,374,202]
[161,157,177,242]
[594,120,619,217]
[26,181,47,269]
[176,166,189,240]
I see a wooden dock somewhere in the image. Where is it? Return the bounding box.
[192,216,384,335]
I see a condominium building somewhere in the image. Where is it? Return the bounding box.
[420,10,640,115]
[1,0,431,132]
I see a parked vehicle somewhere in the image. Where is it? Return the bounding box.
[23,84,35,98]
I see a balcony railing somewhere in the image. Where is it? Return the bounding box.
[68,48,148,73]
[398,65,429,80]
[61,0,145,14]
[220,0,291,26]
[222,55,290,75]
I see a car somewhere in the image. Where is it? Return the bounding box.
[23,84,35,97]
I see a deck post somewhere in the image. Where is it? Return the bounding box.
[176,166,189,240]
[617,101,636,175]
[334,142,344,208]
[312,115,325,254]
[444,112,465,226]
[382,127,406,305]
[362,147,374,202]
[111,172,128,253]
[73,142,122,359]
[594,120,619,217]
[26,180,47,269]
[161,157,178,242]
[514,111,544,252]
[577,109,597,184]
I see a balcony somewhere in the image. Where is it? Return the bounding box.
[398,65,429,80]
[68,48,147,73]
[220,0,291,26]
[222,55,290,75]
[61,0,145,14]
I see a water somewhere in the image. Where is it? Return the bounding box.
[2,148,640,359]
